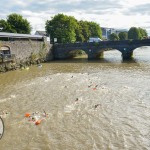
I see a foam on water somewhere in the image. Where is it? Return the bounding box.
[0,94,16,103]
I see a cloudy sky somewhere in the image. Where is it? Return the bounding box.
[0,0,150,35]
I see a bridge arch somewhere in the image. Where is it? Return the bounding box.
[66,49,88,59]
[132,46,150,52]
[95,48,122,59]
[132,46,150,59]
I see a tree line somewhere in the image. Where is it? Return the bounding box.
[109,27,148,41]
[45,14,102,43]
[0,13,148,42]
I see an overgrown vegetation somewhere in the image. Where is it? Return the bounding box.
[39,42,47,61]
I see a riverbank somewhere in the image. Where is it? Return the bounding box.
[0,52,48,73]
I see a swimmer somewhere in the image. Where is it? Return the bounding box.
[0,110,9,118]
[75,98,79,102]
[43,110,48,117]
[95,85,98,88]
[94,104,101,108]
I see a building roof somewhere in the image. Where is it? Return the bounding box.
[35,31,47,36]
[115,29,128,32]
[101,27,128,32]
[0,32,44,39]
[101,27,115,30]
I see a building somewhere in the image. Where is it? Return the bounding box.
[35,31,47,36]
[101,27,115,40]
[115,29,128,35]
[101,27,128,40]
[0,32,51,62]
[35,31,50,41]
[0,32,44,41]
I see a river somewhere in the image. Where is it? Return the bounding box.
[0,47,150,150]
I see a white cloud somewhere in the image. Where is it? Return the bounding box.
[15,0,28,7]
[0,0,150,35]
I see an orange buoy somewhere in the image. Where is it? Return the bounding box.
[35,120,42,125]
[25,113,30,117]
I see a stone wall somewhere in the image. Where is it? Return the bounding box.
[0,40,53,62]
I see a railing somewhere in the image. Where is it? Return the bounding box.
[0,54,16,63]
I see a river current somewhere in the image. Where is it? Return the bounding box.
[0,47,150,150]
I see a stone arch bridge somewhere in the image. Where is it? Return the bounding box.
[53,39,150,60]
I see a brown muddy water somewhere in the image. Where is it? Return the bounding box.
[0,47,150,150]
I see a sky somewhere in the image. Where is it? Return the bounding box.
[0,0,150,35]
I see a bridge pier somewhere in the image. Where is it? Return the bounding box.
[122,51,133,60]
[96,52,104,59]
[88,49,104,59]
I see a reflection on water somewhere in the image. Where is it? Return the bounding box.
[0,48,150,149]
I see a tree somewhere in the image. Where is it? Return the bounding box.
[0,19,15,32]
[46,14,102,43]
[75,23,84,42]
[46,14,78,43]
[109,33,119,41]
[118,32,128,40]
[78,21,91,42]
[0,13,31,34]
[7,13,31,34]
[87,21,102,39]
[138,27,148,39]
[128,27,141,40]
